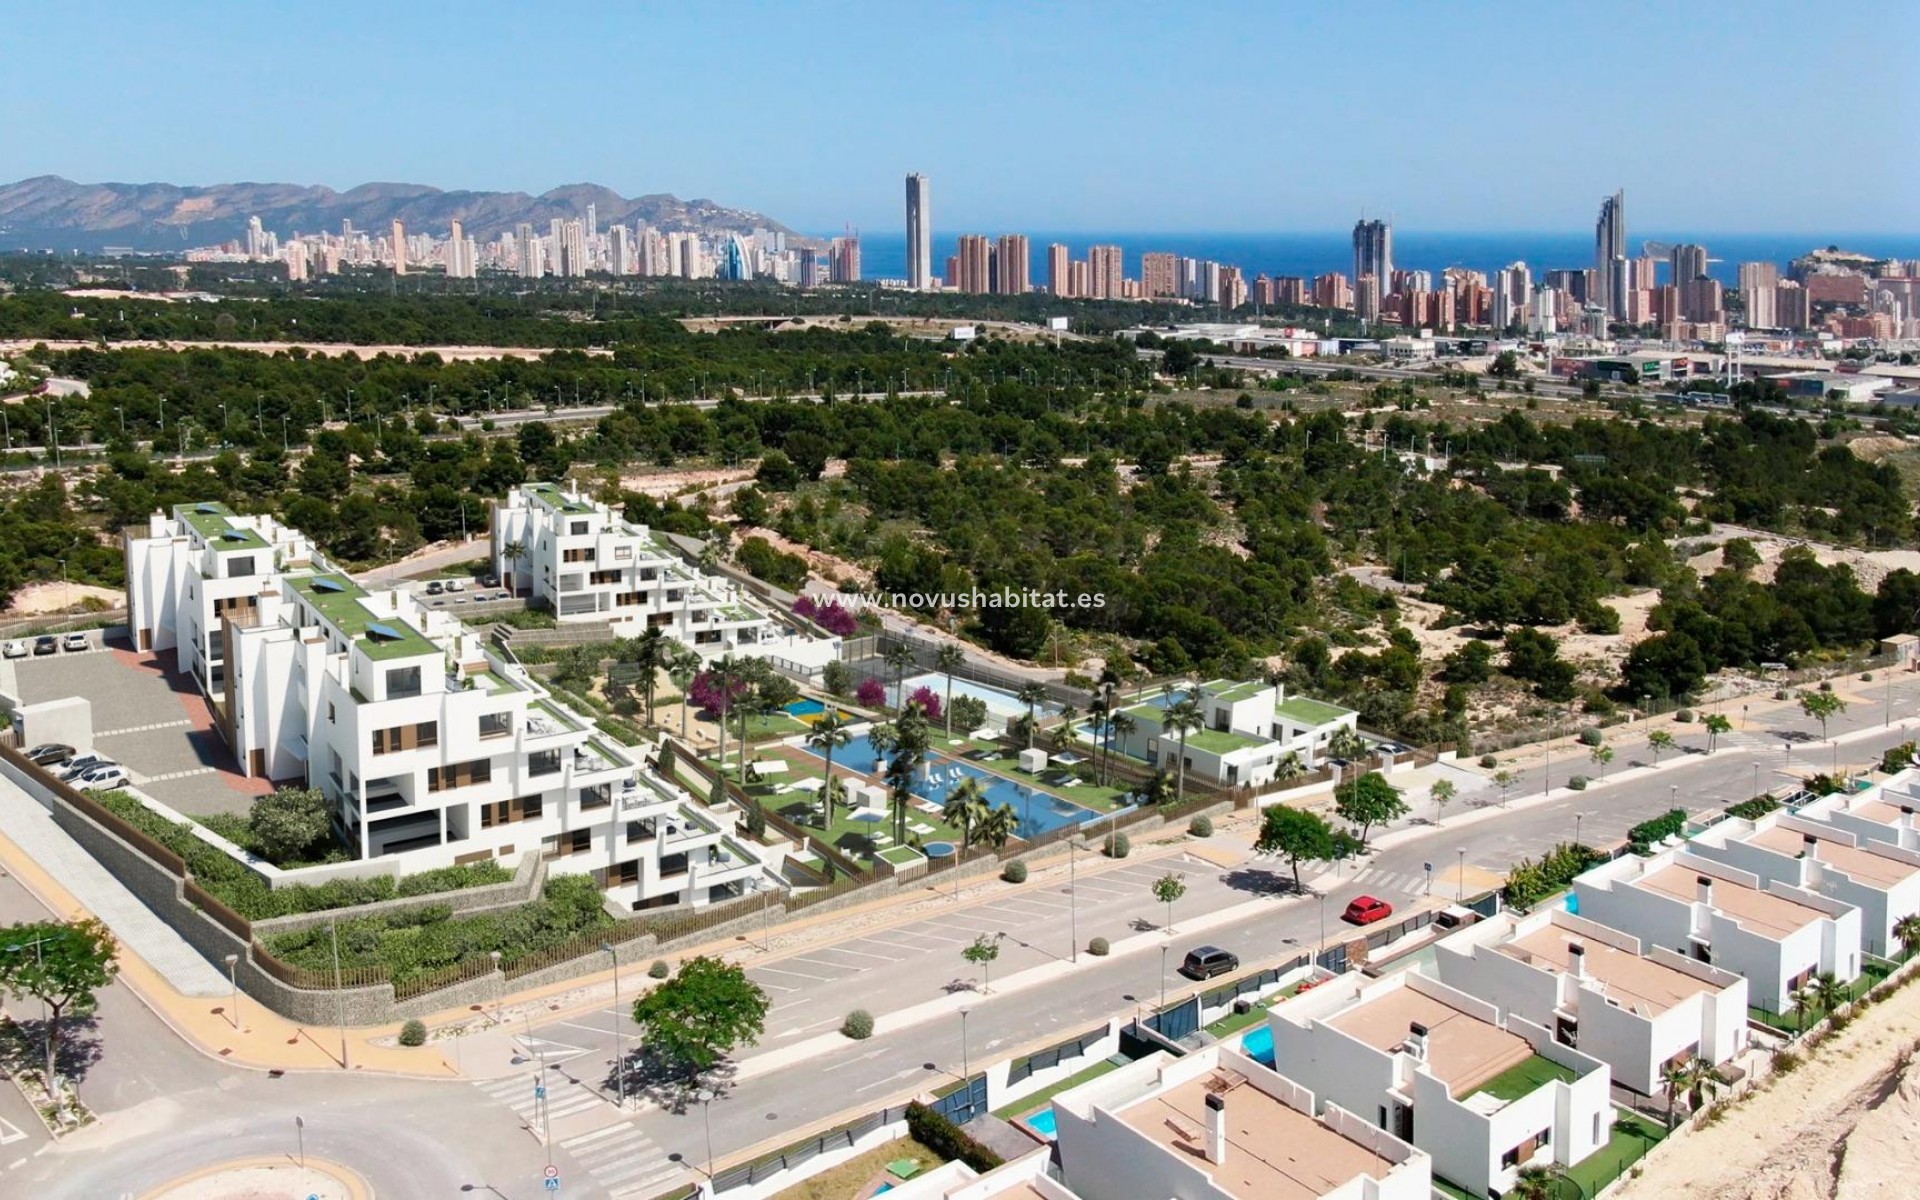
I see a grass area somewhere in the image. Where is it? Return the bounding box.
[953,737,1133,813]
[1564,1111,1668,1199]
[1749,960,1894,1031]
[1432,1175,1477,1200]
[878,845,925,866]
[1471,1053,1579,1103]
[989,1057,1122,1119]
[763,1135,942,1200]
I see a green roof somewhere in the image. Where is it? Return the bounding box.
[526,481,593,515]
[878,845,926,865]
[285,573,436,662]
[1204,679,1269,703]
[1470,1054,1578,1103]
[1182,728,1264,755]
[1276,696,1354,726]
[179,502,267,553]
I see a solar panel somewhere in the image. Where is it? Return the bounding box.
[222,531,249,542]
[312,578,346,593]
[197,503,221,514]
[365,622,404,642]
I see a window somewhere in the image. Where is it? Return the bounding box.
[529,749,562,776]
[479,795,542,828]
[479,712,512,739]
[615,591,645,607]
[386,666,422,699]
[428,759,492,792]
[613,546,632,561]
[589,569,622,586]
[549,828,593,857]
[569,521,589,536]
[372,721,438,755]
[228,555,256,578]
[581,783,612,810]
[328,701,336,724]
[562,547,596,563]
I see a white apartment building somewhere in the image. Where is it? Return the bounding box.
[1572,849,1861,1014]
[1690,809,1920,959]
[1432,908,1750,1095]
[491,482,774,654]
[126,503,778,912]
[1798,769,1920,854]
[1113,678,1359,788]
[1266,969,1612,1198]
[1051,1043,1431,1200]
[876,1149,1086,1200]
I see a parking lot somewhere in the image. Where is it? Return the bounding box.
[6,631,267,817]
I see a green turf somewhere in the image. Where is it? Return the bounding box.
[1471,1054,1579,1102]
[1563,1111,1668,1198]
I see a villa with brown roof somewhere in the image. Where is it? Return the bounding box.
[1264,969,1610,1198]
[1433,908,1750,1094]
[1573,848,1861,1014]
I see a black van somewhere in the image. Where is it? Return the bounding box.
[1179,945,1239,980]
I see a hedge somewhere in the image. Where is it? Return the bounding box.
[93,791,511,920]
[1503,842,1605,909]
[1725,795,1781,821]
[1628,808,1688,853]
[905,1103,1003,1174]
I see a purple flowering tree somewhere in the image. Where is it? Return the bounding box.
[907,685,943,723]
[856,677,888,708]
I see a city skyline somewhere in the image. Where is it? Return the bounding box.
[2,2,1912,233]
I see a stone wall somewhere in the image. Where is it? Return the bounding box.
[251,852,544,939]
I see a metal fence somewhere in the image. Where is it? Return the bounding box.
[1145,996,1201,1043]
[710,1103,914,1192]
[928,1074,989,1126]
[1007,1023,1113,1086]
[183,879,254,942]
[1199,955,1310,1012]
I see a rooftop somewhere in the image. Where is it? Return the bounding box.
[1325,985,1531,1096]
[525,481,594,515]
[1203,679,1270,703]
[1113,1070,1394,1200]
[284,573,437,662]
[1748,824,1920,890]
[1184,728,1266,755]
[1637,863,1825,939]
[1503,925,1713,1016]
[1275,697,1354,726]
[179,502,268,552]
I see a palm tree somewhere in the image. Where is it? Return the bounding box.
[1139,769,1175,807]
[1275,751,1305,783]
[1053,706,1081,753]
[1896,913,1920,962]
[500,538,527,593]
[1430,778,1456,822]
[628,625,669,725]
[1095,666,1121,785]
[1792,983,1818,1035]
[883,643,917,710]
[1015,681,1050,749]
[1509,1164,1564,1200]
[1662,1055,1719,1129]
[976,802,1019,848]
[1107,711,1137,783]
[943,777,989,848]
[706,654,744,780]
[1703,713,1732,753]
[667,645,701,741]
[935,643,966,736]
[806,709,852,824]
[1811,970,1849,1023]
[1163,696,1205,805]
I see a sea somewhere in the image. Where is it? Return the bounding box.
[832,231,1920,290]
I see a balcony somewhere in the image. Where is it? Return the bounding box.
[661,806,719,848]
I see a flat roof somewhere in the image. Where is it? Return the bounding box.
[1503,924,1712,1016]
[1185,728,1265,755]
[1325,985,1531,1095]
[284,573,436,662]
[1749,825,1920,890]
[1276,697,1353,725]
[1637,863,1825,938]
[1114,1070,1393,1200]
[525,481,594,515]
[178,502,268,552]
[1846,797,1913,829]
[1204,679,1269,703]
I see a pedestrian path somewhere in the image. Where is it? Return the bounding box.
[558,1122,686,1198]
[0,778,228,996]
[94,718,194,739]
[1348,865,1433,896]
[135,766,217,785]
[472,1069,613,1130]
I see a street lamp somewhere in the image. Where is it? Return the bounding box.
[1316,894,1327,966]
[1067,837,1093,962]
[602,943,625,1110]
[959,1008,971,1079]
[1456,847,1467,902]
[224,952,241,1029]
[488,950,502,1026]
[1160,944,1169,1012]
[1575,811,1588,847]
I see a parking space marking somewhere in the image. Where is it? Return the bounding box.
[808,944,895,963]
[94,719,195,738]
[135,767,218,784]
[753,964,838,983]
[788,955,867,975]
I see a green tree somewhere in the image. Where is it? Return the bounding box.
[935,643,966,736]
[248,787,333,863]
[942,777,990,849]
[805,709,853,823]
[1811,970,1849,1020]
[630,956,770,1084]
[1488,350,1522,380]
[1662,1056,1719,1129]
[962,932,1003,993]
[1894,913,1920,961]
[1703,713,1732,752]
[1255,805,1349,893]
[1162,693,1205,805]
[624,625,670,725]
[1509,1165,1563,1200]
[883,642,917,709]
[1492,768,1516,807]
[1799,691,1847,742]
[1590,743,1615,778]
[0,918,119,1090]
[975,802,1018,848]
[1647,729,1676,763]
[1334,771,1409,845]
[1429,778,1456,821]
[667,645,701,740]
[1015,682,1050,749]
[1152,872,1187,933]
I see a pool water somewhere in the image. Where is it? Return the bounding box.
[1239,1025,1275,1067]
[800,732,1112,839]
[891,672,1062,726]
[784,698,827,718]
[1024,1107,1059,1136]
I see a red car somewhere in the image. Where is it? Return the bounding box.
[1343,895,1394,926]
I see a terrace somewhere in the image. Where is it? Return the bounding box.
[284,573,437,662]
[1325,985,1535,1098]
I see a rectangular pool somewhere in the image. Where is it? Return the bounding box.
[800,731,1111,839]
[1023,1107,1058,1137]
[892,672,1062,727]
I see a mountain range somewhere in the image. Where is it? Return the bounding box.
[0,176,795,252]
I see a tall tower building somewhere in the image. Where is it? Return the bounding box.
[1494,262,1532,330]
[1593,190,1627,319]
[446,219,473,278]
[1087,244,1123,299]
[1351,220,1393,295]
[995,234,1030,295]
[905,173,932,290]
[515,223,541,278]
[831,229,862,283]
[1739,261,1779,328]
[245,215,266,261]
[609,225,634,275]
[1670,243,1709,287]
[1141,252,1177,299]
[391,219,407,274]
[1047,244,1072,297]
[955,235,993,294]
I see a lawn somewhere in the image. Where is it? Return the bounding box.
[1471,1054,1579,1103]
[1564,1111,1667,1198]
[951,737,1134,813]
[763,1135,943,1200]
[1748,960,1894,1032]
[990,1057,1122,1119]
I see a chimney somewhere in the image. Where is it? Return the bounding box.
[1567,942,1588,979]
[1204,1091,1227,1165]
[1696,875,1714,905]
[1405,1021,1430,1062]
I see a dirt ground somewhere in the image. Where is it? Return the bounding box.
[4,580,122,615]
[1682,523,1920,593]
[1612,972,1920,1200]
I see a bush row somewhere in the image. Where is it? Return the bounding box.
[905,1103,1004,1174]
[1503,842,1605,910]
[1627,808,1688,853]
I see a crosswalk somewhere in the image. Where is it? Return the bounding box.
[473,1069,612,1130]
[1346,866,1434,895]
[558,1122,686,1198]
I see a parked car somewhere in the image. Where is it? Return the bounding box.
[480,574,500,588]
[70,764,131,792]
[1343,896,1394,926]
[32,636,58,656]
[61,632,90,652]
[1179,945,1240,980]
[24,743,74,767]
[57,753,116,782]
[425,580,445,596]
[2,640,26,659]
[444,578,465,592]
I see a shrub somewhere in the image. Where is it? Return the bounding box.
[1627,808,1687,854]
[856,677,888,708]
[1568,775,1589,790]
[1773,1048,1802,1075]
[398,1018,428,1047]
[1577,727,1603,747]
[1725,795,1780,821]
[1188,815,1214,838]
[1862,672,1875,682]
[1819,681,1833,693]
[1103,833,1130,859]
[1087,936,1110,956]
[1675,708,1694,723]
[1881,741,1917,773]
[1001,860,1028,884]
[842,1009,875,1040]
[1774,688,1790,701]
[1503,841,1605,909]
[649,960,671,980]
[906,1103,1004,1173]
[1479,754,1498,769]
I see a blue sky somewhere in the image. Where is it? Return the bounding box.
[4,0,1913,233]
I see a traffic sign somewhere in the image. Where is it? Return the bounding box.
[545,1166,560,1180]
[1423,862,1432,873]
[544,1179,561,1192]
[535,1085,547,1100]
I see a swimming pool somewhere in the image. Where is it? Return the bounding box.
[1024,1107,1058,1137]
[891,672,1062,727]
[799,732,1110,839]
[1239,1024,1275,1067]
[784,698,827,718]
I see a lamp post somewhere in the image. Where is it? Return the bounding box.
[1160,944,1169,1012]
[959,1008,970,1079]
[1068,838,1092,963]
[1316,894,1327,965]
[1575,811,1587,848]
[488,949,502,1027]
[602,943,625,1109]
[703,1092,716,1180]
[1456,847,1467,902]
[295,1115,305,1168]
[224,952,241,1029]
[329,918,348,1069]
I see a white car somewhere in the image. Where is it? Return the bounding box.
[62,632,90,652]
[70,764,131,792]
[57,753,115,782]
[444,579,465,592]
[1,640,25,659]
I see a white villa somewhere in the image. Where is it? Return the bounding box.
[1110,679,1359,788]
[126,502,779,911]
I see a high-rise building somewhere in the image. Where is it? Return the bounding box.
[1047,243,1072,297]
[1593,190,1627,319]
[1739,262,1779,328]
[1670,244,1709,287]
[1352,220,1393,295]
[1068,260,1090,298]
[245,215,266,261]
[1355,274,1381,321]
[1312,272,1354,311]
[1088,244,1123,299]
[609,225,634,275]
[1141,251,1178,299]
[952,234,992,294]
[994,234,1030,295]
[1494,262,1531,330]
[905,173,932,290]
[515,223,541,278]
[391,219,407,275]
[284,240,308,282]
[1220,266,1247,310]
[830,231,861,283]
[1679,277,1725,323]
[585,203,598,271]
[444,220,472,278]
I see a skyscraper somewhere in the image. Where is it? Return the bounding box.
[515,223,541,278]
[245,215,265,261]
[1088,244,1123,299]
[955,235,992,294]
[1047,244,1072,296]
[446,219,473,278]
[995,234,1030,295]
[1739,261,1779,328]
[391,219,407,275]
[905,173,931,290]
[1494,262,1531,330]
[1593,190,1627,319]
[1670,244,1709,287]
[1141,252,1177,299]
[831,230,862,283]
[609,225,634,275]
[1352,220,1392,295]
